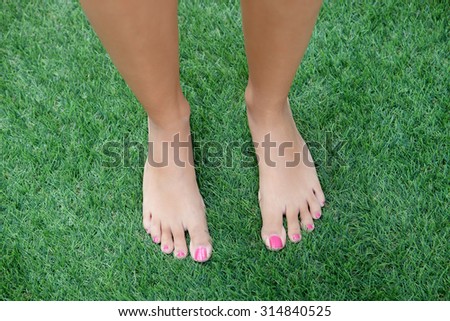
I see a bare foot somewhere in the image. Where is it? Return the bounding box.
[245,87,325,250]
[142,101,212,262]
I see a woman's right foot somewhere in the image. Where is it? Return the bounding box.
[142,100,212,262]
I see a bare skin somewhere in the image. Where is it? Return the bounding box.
[242,0,325,250]
[80,0,212,261]
[81,0,325,259]
[143,110,211,261]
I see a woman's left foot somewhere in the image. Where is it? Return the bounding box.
[245,87,325,250]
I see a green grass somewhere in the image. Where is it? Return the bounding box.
[2,0,449,300]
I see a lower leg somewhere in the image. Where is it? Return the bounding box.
[80,0,186,126]
[80,0,212,261]
[241,0,325,249]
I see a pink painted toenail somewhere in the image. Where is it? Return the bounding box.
[162,245,169,252]
[315,212,321,219]
[321,201,325,206]
[153,236,159,243]
[194,247,208,262]
[176,251,186,258]
[306,224,314,231]
[268,235,283,249]
[292,234,301,242]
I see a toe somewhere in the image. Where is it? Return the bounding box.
[313,184,326,207]
[172,225,188,259]
[286,207,302,243]
[260,203,286,250]
[149,217,161,244]
[308,195,322,220]
[299,204,314,232]
[160,225,174,254]
[188,221,212,262]
[142,211,152,235]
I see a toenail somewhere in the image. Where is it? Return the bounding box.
[176,251,186,258]
[153,236,160,243]
[268,235,283,249]
[292,234,301,242]
[306,224,314,231]
[321,201,325,207]
[162,245,169,252]
[194,247,208,262]
[315,212,321,219]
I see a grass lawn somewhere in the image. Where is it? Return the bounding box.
[2,0,449,300]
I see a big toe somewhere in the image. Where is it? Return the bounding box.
[260,204,286,251]
[188,223,212,262]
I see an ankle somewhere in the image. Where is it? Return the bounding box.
[245,83,290,125]
[148,97,191,132]
[245,83,289,116]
